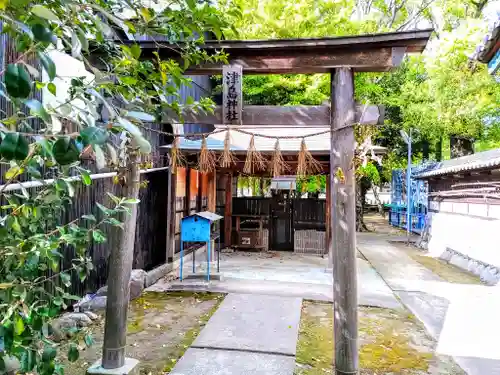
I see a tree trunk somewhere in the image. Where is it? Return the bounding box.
[372,184,385,217]
[450,135,474,159]
[355,179,368,232]
[422,140,429,160]
[102,150,140,369]
[435,137,442,161]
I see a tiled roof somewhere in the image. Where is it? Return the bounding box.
[414,148,500,179]
[472,12,500,64]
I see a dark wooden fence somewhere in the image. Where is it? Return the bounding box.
[233,197,272,216]
[231,196,326,250]
[293,198,326,230]
[56,170,171,296]
[0,27,211,297]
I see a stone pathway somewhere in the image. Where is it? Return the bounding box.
[357,233,500,375]
[169,293,302,375]
[148,249,401,310]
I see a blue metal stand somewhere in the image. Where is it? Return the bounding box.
[179,211,223,282]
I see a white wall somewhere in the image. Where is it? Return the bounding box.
[365,189,391,206]
[427,200,500,268]
[42,49,96,131]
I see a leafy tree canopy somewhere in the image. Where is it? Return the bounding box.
[220,0,499,165]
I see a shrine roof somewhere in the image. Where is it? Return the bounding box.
[124,29,433,73]
[126,29,432,52]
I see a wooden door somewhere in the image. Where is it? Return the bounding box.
[271,191,293,250]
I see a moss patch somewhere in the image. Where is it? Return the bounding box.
[390,242,483,285]
[295,303,333,373]
[359,308,431,373]
[61,292,225,375]
[295,302,464,375]
[162,297,223,373]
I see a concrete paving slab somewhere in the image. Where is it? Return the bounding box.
[358,259,402,309]
[454,357,500,375]
[192,294,302,356]
[148,257,402,309]
[169,348,296,375]
[155,277,333,302]
[397,291,448,339]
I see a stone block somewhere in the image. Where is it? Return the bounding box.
[62,312,93,327]
[456,257,469,270]
[87,358,139,375]
[78,296,108,312]
[130,269,146,300]
[441,250,453,262]
[0,356,20,375]
[480,267,500,285]
[145,263,171,287]
[448,253,469,271]
[467,260,479,275]
[95,285,107,297]
[449,254,460,266]
[51,316,77,342]
[93,269,146,301]
[477,264,486,275]
[84,311,99,320]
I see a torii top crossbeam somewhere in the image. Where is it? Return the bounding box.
[124,29,432,74]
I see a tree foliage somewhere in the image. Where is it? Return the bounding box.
[296,175,326,195]
[218,0,498,231]
[220,0,499,168]
[0,0,231,373]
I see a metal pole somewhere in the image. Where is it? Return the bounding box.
[180,241,184,280]
[102,150,140,369]
[406,129,412,245]
[192,244,196,274]
[207,240,211,281]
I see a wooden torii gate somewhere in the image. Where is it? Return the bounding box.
[145,29,432,375]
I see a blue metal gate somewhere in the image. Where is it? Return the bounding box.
[389,164,429,234]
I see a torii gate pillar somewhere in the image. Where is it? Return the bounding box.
[330,67,358,375]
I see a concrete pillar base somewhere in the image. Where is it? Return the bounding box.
[87,358,139,375]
